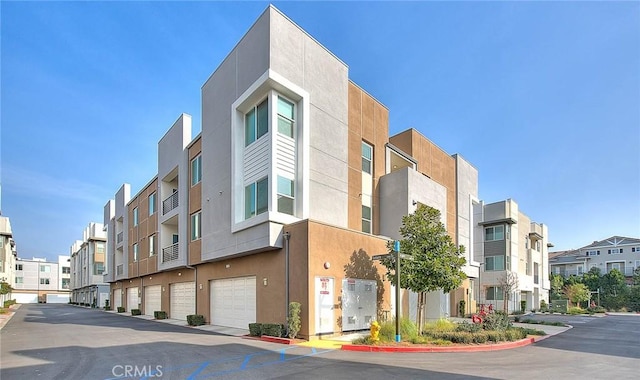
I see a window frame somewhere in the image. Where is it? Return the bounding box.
[149,235,155,256]
[485,225,505,242]
[133,243,138,262]
[486,286,504,301]
[133,207,139,226]
[277,96,295,138]
[191,155,202,186]
[40,278,50,285]
[361,141,373,174]
[245,98,269,146]
[362,205,372,233]
[244,177,269,220]
[276,176,295,215]
[149,192,157,215]
[191,212,202,241]
[485,255,506,271]
[15,277,23,284]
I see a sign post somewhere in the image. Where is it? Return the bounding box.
[372,241,409,342]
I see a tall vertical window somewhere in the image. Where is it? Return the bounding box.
[245,178,268,219]
[94,263,104,275]
[96,242,105,254]
[486,286,504,300]
[133,207,139,226]
[362,142,373,174]
[149,235,155,256]
[362,205,372,233]
[485,255,505,271]
[245,99,269,146]
[149,192,157,215]
[40,265,50,273]
[191,212,202,241]
[191,155,202,186]
[133,243,138,262]
[277,176,294,215]
[277,97,295,137]
[485,225,504,241]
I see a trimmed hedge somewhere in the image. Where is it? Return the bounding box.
[249,323,263,337]
[187,314,205,326]
[131,309,142,316]
[261,323,286,337]
[154,311,167,320]
[3,299,16,308]
[117,307,126,313]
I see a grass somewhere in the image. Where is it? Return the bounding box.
[516,318,567,327]
[0,307,7,314]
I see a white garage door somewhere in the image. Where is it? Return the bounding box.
[211,276,256,329]
[14,293,38,304]
[127,287,139,312]
[170,282,195,321]
[144,285,162,316]
[46,294,70,304]
[113,290,122,309]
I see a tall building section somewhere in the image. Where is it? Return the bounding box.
[70,222,109,307]
[13,256,70,303]
[474,199,551,312]
[101,5,550,337]
[0,216,17,304]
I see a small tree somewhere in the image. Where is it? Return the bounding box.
[498,271,519,313]
[379,205,467,332]
[288,302,301,339]
[0,282,12,296]
[564,283,590,308]
[550,274,564,300]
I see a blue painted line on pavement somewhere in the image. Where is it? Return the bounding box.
[186,361,212,380]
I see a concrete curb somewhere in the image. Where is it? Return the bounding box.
[0,304,21,331]
[341,337,536,353]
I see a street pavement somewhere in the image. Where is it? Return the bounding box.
[1,304,638,379]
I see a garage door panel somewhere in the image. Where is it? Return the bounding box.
[170,282,195,321]
[127,287,139,312]
[145,285,161,316]
[211,276,256,329]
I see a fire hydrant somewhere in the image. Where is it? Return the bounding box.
[370,320,380,342]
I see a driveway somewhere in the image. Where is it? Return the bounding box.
[1,305,638,379]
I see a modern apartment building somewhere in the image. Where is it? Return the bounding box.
[70,222,109,307]
[13,256,71,303]
[474,199,551,313]
[102,5,545,337]
[0,215,17,304]
[550,236,640,282]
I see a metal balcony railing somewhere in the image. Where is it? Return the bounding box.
[162,243,179,262]
[116,232,123,244]
[163,191,179,215]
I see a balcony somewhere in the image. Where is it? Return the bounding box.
[162,243,179,262]
[553,269,584,278]
[116,232,123,244]
[163,191,179,215]
[116,264,124,276]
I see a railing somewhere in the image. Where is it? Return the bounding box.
[163,191,179,215]
[116,264,124,276]
[553,269,584,277]
[162,243,179,262]
[116,232,123,244]
[554,267,637,277]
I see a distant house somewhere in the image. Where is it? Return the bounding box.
[13,256,71,303]
[549,236,640,282]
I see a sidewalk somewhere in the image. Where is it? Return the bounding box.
[0,304,21,331]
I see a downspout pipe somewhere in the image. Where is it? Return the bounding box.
[283,231,291,328]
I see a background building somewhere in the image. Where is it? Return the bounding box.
[550,236,640,281]
[70,222,109,307]
[13,256,70,303]
[0,216,17,305]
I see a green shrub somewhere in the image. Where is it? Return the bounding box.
[352,335,377,345]
[3,299,16,308]
[187,314,205,326]
[261,323,285,337]
[455,321,482,333]
[131,309,142,316]
[117,307,126,313]
[482,311,512,331]
[472,332,488,344]
[288,302,301,339]
[567,307,585,315]
[519,327,546,336]
[426,331,474,344]
[458,300,466,317]
[378,318,418,342]
[154,311,167,319]
[485,331,503,342]
[249,323,262,336]
[540,300,548,311]
[587,306,606,313]
[505,329,525,341]
[400,317,418,339]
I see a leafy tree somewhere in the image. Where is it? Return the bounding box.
[582,267,602,292]
[564,283,590,308]
[498,271,519,313]
[550,274,564,300]
[0,282,12,296]
[601,269,628,310]
[633,267,640,286]
[379,205,467,331]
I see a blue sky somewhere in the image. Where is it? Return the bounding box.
[1,1,638,262]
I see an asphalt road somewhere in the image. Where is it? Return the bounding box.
[1,305,638,380]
